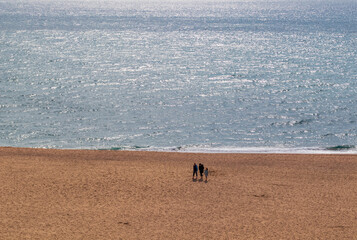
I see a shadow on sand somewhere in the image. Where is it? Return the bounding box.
[192,178,208,183]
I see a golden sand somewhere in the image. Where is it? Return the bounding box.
[1,147,356,239]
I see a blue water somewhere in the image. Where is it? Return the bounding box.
[1,0,356,153]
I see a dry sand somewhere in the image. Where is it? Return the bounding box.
[0,147,356,239]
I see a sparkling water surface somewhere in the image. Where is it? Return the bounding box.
[1,0,356,153]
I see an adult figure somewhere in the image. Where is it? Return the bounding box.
[199,163,204,179]
[193,163,198,179]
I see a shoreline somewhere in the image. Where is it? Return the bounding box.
[1,145,357,155]
[1,147,356,239]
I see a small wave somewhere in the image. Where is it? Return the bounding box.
[101,146,151,151]
[270,118,314,127]
[325,145,355,151]
[294,119,313,126]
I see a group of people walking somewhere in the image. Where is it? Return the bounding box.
[193,163,208,181]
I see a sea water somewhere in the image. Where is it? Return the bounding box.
[1,0,356,153]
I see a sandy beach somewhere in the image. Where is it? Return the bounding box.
[0,147,356,239]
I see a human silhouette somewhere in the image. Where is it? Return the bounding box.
[193,163,198,179]
[199,163,204,179]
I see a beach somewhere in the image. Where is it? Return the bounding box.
[0,147,356,239]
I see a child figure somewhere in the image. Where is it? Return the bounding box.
[204,168,208,181]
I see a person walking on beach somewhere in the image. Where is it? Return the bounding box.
[199,163,204,179]
[204,168,209,182]
[193,163,198,179]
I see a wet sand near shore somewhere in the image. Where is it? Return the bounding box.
[1,147,356,239]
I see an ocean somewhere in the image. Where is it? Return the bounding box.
[1,0,356,153]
